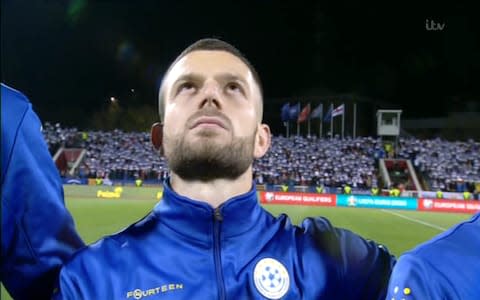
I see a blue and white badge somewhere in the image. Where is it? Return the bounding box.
[253,258,290,299]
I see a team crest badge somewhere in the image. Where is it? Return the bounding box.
[253,258,290,299]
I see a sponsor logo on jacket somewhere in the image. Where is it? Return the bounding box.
[126,284,183,299]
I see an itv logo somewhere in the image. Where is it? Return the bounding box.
[425,19,445,31]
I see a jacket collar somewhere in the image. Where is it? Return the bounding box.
[152,178,265,243]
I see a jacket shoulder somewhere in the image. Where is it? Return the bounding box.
[1,83,31,121]
[407,213,480,259]
[64,212,159,265]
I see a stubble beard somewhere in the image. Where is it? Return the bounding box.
[164,128,256,182]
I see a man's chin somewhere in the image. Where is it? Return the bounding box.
[194,131,221,138]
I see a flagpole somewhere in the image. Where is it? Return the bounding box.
[330,103,333,139]
[319,103,323,138]
[297,122,300,136]
[307,118,311,137]
[318,119,320,138]
[287,121,289,138]
[319,119,323,138]
[307,102,312,136]
[353,102,357,138]
[342,108,345,139]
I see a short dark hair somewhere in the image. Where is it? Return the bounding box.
[158,38,263,122]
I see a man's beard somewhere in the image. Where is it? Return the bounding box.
[163,128,256,182]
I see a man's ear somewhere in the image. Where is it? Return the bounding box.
[254,124,271,159]
[151,122,163,155]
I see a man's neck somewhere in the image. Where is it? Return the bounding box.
[169,169,253,208]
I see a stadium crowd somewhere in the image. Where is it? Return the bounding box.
[397,138,479,193]
[42,123,479,194]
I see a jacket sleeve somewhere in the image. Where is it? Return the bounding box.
[53,240,113,300]
[52,266,81,300]
[302,217,396,300]
[1,85,85,300]
[385,254,437,300]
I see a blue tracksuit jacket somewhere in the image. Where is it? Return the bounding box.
[386,213,480,300]
[1,83,84,299]
[54,179,395,299]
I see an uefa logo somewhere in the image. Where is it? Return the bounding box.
[253,258,290,299]
[347,196,357,207]
[265,192,275,202]
[423,199,433,209]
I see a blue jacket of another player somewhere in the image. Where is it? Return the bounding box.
[1,83,84,300]
[54,178,395,300]
[386,213,480,300]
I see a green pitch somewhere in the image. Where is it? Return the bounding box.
[1,185,473,299]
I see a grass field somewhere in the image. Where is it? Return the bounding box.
[1,185,474,299]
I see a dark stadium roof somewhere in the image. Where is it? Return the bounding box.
[2,1,479,133]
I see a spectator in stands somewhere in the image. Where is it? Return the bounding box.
[344,184,352,194]
[53,38,394,299]
[1,83,84,299]
[436,189,443,199]
[371,185,379,196]
[389,184,401,197]
[316,184,325,193]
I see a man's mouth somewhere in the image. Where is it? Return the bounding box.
[191,117,227,129]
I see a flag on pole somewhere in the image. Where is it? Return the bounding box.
[281,103,290,122]
[310,104,323,119]
[297,103,311,123]
[311,103,324,138]
[288,103,301,121]
[323,105,333,123]
[332,104,345,117]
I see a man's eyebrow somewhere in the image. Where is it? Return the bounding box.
[172,73,204,85]
[172,72,249,87]
[214,73,248,86]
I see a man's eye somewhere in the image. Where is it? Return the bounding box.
[226,82,241,92]
[178,82,196,93]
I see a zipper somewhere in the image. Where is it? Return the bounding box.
[213,207,226,300]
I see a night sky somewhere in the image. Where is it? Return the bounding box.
[2,0,479,134]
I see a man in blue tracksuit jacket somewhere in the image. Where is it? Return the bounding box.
[386,212,480,300]
[54,39,395,299]
[1,83,84,299]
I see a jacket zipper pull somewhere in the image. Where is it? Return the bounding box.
[214,207,223,222]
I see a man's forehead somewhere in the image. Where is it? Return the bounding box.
[166,50,253,83]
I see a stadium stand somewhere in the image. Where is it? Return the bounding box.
[397,137,479,194]
[41,123,479,197]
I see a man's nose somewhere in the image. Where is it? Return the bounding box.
[199,80,222,109]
